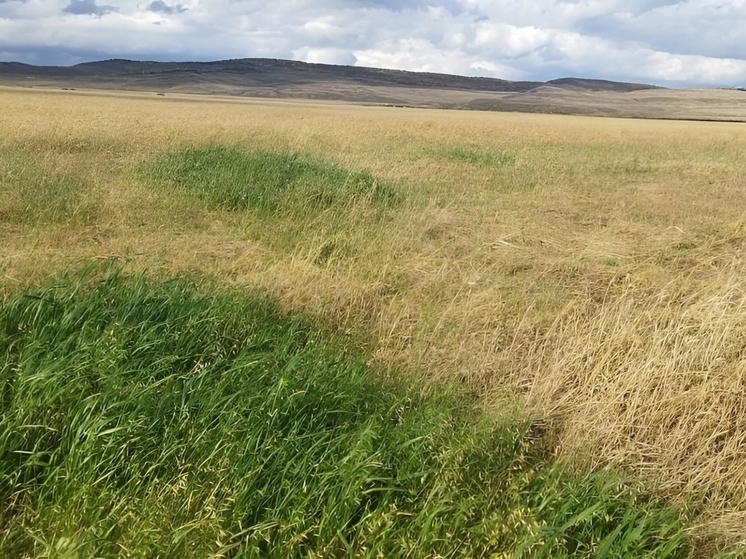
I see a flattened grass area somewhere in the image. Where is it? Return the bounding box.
[0,270,689,558]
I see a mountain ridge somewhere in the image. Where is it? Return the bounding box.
[0,57,659,93]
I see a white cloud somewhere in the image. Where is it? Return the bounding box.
[644,51,746,84]
[293,46,356,66]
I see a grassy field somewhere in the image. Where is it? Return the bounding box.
[1,86,745,555]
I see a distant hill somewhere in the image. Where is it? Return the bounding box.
[2,57,745,122]
[545,77,656,93]
[0,57,658,95]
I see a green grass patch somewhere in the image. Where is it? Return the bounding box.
[0,269,691,557]
[140,146,398,215]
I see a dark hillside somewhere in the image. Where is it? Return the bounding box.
[0,57,657,94]
[67,58,545,91]
[546,77,659,92]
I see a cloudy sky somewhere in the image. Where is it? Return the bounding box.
[1,0,745,87]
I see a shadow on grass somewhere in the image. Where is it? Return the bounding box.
[0,266,692,558]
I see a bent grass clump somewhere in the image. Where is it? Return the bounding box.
[141,146,398,215]
[0,271,690,558]
[429,145,516,168]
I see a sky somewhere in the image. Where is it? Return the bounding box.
[1,0,745,88]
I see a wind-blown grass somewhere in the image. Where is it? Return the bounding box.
[0,149,95,225]
[0,270,690,558]
[3,89,745,554]
[140,146,398,215]
[428,145,516,167]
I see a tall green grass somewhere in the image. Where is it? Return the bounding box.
[140,146,398,215]
[0,269,690,557]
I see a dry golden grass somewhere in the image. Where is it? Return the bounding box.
[2,85,745,552]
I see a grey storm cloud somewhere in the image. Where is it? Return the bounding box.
[63,0,118,16]
[147,1,187,15]
[348,0,464,15]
